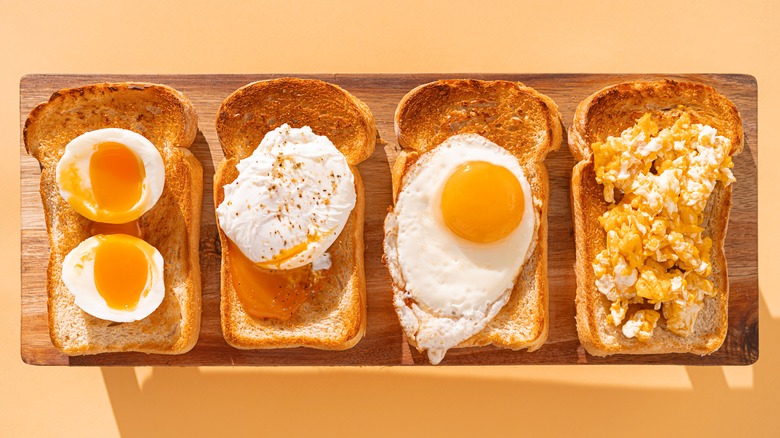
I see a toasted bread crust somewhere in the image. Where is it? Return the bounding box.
[216,77,376,164]
[387,79,562,358]
[569,80,742,356]
[214,78,374,350]
[395,80,560,163]
[569,80,743,161]
[24,82,202,355]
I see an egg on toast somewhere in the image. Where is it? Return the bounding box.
[214,78,376,350]
[24,82,202,355]
[385,79,562,364]
[569,79,743,356]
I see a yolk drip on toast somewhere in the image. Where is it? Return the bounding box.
[227,241,325,320]
[89,220,143,238]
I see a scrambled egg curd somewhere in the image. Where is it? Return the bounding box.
[591,112,735,341]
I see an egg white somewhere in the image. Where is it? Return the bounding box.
[216,124,355,270]
[384,134,537,364]
[56,128,165,224]
[61,234,165,323]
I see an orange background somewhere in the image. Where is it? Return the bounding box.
[2,1,778,436]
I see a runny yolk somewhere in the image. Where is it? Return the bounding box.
[89,220,143,238]
[227,241,321,320]
[257,235,319,269]
[89,142,145,215]
[93,236,149,310]
[440,161,524,243]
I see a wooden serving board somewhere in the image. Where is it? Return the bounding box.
[20,74,758,366]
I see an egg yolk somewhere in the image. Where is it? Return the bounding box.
[88,142,145,220]
[93,235,150,311]
[227,241,321,320]
[440,161,524,243]
[257,234,319,269]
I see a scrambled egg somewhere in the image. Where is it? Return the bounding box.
[591,112,734,340]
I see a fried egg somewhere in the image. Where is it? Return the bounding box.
[61,234,165,323]
[384,134,537,364]
[56,128,165,224]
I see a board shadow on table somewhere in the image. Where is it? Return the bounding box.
[99,291,771,437]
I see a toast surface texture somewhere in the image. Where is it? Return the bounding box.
[24,82,203,355]
[214,78,375,350]
[387,79,562,359]
[569,80,743,356]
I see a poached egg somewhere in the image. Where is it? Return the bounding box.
[216,124,356,319]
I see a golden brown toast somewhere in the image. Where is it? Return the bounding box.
[24,82,203,355]
[214,78,376,349]
[569,79,743,356]
[386,79,562,358]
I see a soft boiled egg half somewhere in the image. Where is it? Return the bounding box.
[384,134,536,364]
[62,234,165,322]
[56,128,165,224]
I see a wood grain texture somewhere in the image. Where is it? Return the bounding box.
[19,74,758,366]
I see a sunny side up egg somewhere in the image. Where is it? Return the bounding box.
[385,134,537,364]
[57,128,167,323]
[216,124,357,320]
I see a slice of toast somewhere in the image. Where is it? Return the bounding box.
[386,79,562,358]
[569,79,744,356]
[24,82,203,355]
[214,77,376,349]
